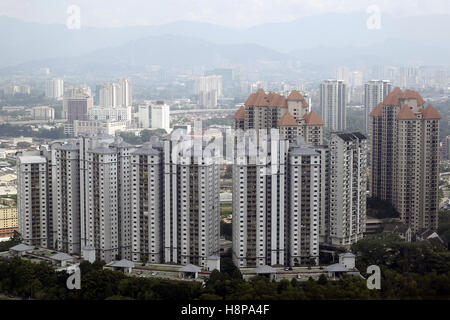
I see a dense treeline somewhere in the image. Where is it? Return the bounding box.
[0,231,21,253]
[352,233,450,274]
[119,129,167,145]
[0,254,449,300]
[366,197,399,219]
[0,124,67,140]
[1,230,449,300]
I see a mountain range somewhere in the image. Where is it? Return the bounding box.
[1,13,449,74]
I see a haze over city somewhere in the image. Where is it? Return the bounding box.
[0,0,449,309]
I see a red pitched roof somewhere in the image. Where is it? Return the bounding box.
[383,87,404,105]
[287,90,304,101]
[369,103,383,117]
[244,89,287,107]
[278,111,299,126]
[304,110,324,126]
[301,100,309,108]
[396,105,416,120]
[420,104,441,119]
[403,90,425,106]
[254,89,270,106]
[233,106,245,119]
[269,94,287,107]
[244,93,257,106]
[383,88,425,106]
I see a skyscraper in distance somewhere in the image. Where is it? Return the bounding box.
[364,80,392,133]
[320,80,346,131]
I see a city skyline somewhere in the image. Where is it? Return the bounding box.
[0,0,449,305]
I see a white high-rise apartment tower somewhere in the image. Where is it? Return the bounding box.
[151,101,170,132]
[46,78,64,100]
[329,132,367,246]
[370,88,441,233]
[232,130,324,268]
[364,80,392,133]
[17,133,221,268]
[320,80,347,131]
[99,79,132,108]
[17,154,49,247]
[197,75,222,108]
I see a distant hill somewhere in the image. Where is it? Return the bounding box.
[1,13,450,71]
[0,34,290,75]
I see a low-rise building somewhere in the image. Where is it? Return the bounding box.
[365,217,384,235]
[384,222,412,242]
[0,202,18,238]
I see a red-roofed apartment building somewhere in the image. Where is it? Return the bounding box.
[370,88,441,233]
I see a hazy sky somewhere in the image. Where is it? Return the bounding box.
[1,0,450,28]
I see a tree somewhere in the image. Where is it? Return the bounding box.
[16,142,31,148]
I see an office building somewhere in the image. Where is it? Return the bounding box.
[370,88,441,232]
[67,95,93,124]
[62,85,92,119]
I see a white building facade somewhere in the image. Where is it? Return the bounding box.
[329,132,367,246]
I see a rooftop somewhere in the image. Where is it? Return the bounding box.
[278,111,299,126]
[9,243,34,252]
[396,104,417,120]
[255,265,277,274]
[179,264,202,273]
[18,156,46,165]
[111,259,135,268]
[304,110,324,126]
[50,252,73,261]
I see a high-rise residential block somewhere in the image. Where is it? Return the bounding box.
[151,101,170,132]
[329,133,367,246]
[31,106,55,121]
[53,143,81,254]
[232,131,324,268]
[17,133,221,268]
[370,88,441,232]
[98,79,132,108]
[45,78,64,100]
[197,75,222,108]
[320,80,346,131]
[364,80,392,133]
[17,154,49,247]
[233,89,323,146]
